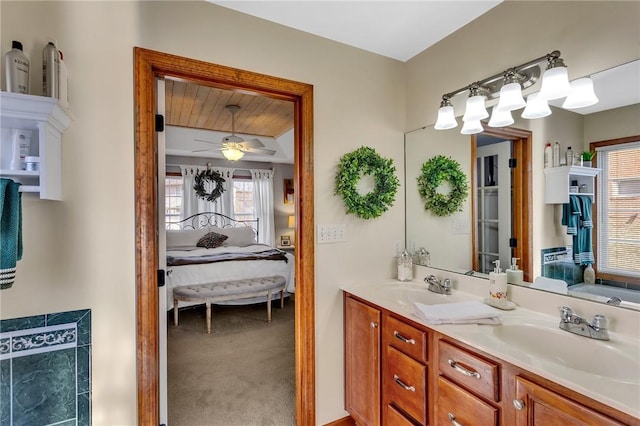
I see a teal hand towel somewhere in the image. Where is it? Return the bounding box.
[562,195,580,235]
[0,178,22,289]
[576,195,594,265]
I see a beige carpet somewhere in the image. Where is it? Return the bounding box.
[167,299,296,426]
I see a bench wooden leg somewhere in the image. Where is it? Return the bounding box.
[174,298,179,326]
[280,290,285,309]
[267,290,272,322]
[206,302,212,334]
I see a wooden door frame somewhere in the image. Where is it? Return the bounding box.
[471,126,532,282]
[134,47,315,425]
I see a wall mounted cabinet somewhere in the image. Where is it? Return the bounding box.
[544,166,601,204]
[0,92,72,200]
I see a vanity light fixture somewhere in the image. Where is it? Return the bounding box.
[434,50,597,135]
[222,146,245,161]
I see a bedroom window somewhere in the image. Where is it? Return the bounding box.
[233,179,255,222]
[165,176,183,224]
[594,139,640,281]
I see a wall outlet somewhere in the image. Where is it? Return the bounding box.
[452,219,471,234]
[317,224,347,244]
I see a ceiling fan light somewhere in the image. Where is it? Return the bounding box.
[521,92,551,119]
[562,77,599,109]
[460,119,484,135]
[496,82,526,111]
[488,107,514,127]
[463,95,489,121]
[435,105,458,130]
[539,66,571,100]
[222,147,244,161]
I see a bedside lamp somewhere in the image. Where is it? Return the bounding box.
[288,215,295,228]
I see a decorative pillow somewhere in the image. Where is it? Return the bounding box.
[196,232,228,249]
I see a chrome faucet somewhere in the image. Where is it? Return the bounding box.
[558,306,609,341]
[424,275,452,295]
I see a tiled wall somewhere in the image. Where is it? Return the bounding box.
[541,247,583,285]
[0,309,91,426]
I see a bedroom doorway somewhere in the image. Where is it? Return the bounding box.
[134,48,315,425]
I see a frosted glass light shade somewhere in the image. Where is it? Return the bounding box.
[496,82,526,111]
[222,147,244,161]
[562,77,599,109]
[461,120,484,135]
[488,107,514,127]
[434,105,458,130]
[521,92,551,119]
[539,66,571,100]
[463,95,489,121]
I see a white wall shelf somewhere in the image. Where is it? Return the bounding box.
[544,165,601,204]
[0,92,72,200]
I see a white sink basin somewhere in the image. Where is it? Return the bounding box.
[377,283,466,308]
[491,322,640,384]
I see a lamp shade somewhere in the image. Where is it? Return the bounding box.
[539,66,571,100]
[562,77,598,109]
[521,92,551,119]
[463,95,489,121]
[288,215,295,228]
[434,105,458,130]
[496,82,526,111]
[488,107,514,127]
[461,120,484,135]
[222,147,244,161]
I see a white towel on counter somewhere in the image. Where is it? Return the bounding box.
[413,301,503,325]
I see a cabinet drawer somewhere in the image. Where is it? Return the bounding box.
[383,314,428,363]
[435,376,498,426]
[438,340,499,402]
[383,346,427,425]
[385,404,421,426]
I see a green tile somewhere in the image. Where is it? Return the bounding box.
[12,349,76,426]
[77,346,91,394]
[1,360,10,426]
[47,309,91,346]
[0,315,45,333]
[78,392,90,426]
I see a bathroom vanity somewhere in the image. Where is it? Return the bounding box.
[343,281,639,426]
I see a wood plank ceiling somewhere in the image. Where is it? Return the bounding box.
[165,79,294,138]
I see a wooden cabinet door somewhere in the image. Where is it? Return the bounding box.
[514,376,624,426]
[345,296,381,426]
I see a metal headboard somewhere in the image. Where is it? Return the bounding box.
[166,212,259,238]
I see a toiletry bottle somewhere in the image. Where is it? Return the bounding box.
[544,143,552,168]
[397,249,413,282]
[9,129,32,170]
[566,146,573,166]
[583,264,595,284]
[43,39,60,98]
[553,141,560,167]
[58,49,69,109]
[489,259,508,307]
[506,257,523,285]
[4,40,30,94]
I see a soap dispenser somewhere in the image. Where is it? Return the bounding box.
[506,257,524,285]
[489,260,508,308]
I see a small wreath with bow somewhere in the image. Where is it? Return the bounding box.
[334,146,399,219]
[193,169,226,202]
[417,155,469,217]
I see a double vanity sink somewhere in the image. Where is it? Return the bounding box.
[342,280,640,422]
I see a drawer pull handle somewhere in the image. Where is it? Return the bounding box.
[370,322,378,328]
[393,330,416,344]
[513,399,526,411]
[448,413,463,426]
[393,374,415,392]
[448,359,481,379]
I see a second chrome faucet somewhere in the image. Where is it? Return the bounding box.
[558,306,609,341]
[424,275,452,295]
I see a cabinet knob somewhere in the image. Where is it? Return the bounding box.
[370,322,378,328]
[447,412,463,426]
[513,399,526,410]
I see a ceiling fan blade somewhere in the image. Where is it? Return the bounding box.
[194,138,222,146]
[245,147,276,155]
[192,148,216,153]
[241,138,265,148]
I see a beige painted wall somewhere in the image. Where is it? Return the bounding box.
[1,1,405,424]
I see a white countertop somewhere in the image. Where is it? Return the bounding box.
[341,280,640,419]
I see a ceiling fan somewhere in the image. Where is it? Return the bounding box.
[193,104,276,160]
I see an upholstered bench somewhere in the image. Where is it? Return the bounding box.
[173,275,287,334]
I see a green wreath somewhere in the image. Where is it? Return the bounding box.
[417,155,469,217]
[193,169,226,202]
[334,146,399,219]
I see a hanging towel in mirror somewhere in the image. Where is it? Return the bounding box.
[0,178,22,289]
[576,195,594,265]
[561,195,581,235]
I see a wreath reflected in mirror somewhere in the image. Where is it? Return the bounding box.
[417,155,469,217]
[194,169,226,202]
[334,146,400,220]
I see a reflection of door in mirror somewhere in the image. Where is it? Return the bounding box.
[471,126,532,282]
[475,139,512,273]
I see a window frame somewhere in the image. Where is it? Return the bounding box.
[590,135,640,284]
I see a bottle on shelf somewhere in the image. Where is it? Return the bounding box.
[544,143,552,168]
[4,40,30,94]
[43,39,60,98]
[566,146,573,166]
[553,141,560,167]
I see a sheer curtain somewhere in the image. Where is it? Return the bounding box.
[250,168,275,246]
[180,166,236,219]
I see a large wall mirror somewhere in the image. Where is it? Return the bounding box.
[405,59,640,310]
